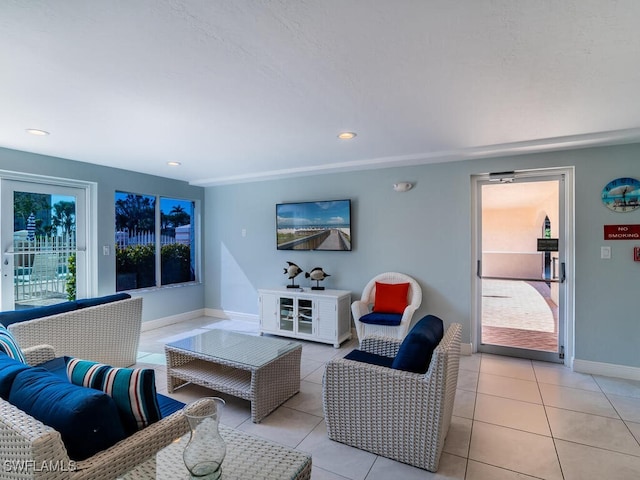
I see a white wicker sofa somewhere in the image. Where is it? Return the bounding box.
[5,295,142,368]
[0,345,189,480]
[323,319,462,472]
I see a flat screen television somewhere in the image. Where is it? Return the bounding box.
[276,199,352,251]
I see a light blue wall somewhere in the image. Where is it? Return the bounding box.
[3,143,639,368]
[0,147,205,321]
[205,143,640,369]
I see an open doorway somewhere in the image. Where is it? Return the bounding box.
[474,170,571,363]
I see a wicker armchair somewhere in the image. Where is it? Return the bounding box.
[351,272,422,342]
[0,345,190,480]
[322,323,462,472]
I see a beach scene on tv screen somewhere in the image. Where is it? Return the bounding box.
[277,200,351,251]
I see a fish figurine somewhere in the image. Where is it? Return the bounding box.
[305,267,330,281]
[284,261,303,279]
[305,267,330,290]
[284,261,303,288]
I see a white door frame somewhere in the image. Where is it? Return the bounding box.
[0,171,97,309]
[471,166,575,366]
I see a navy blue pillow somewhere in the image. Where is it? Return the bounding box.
[0,352,31,399]
[344,349,395,368]
[0,302,79,327]
[391,315,444,374]
[75,293,131,309]
[8,367,126,460]
[42,356,180,420]
[359,312,402,326]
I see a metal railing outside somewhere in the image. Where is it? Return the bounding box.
[12,234,75,305]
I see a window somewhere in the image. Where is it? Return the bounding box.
[115,192,197,291]
[160,197,195,286]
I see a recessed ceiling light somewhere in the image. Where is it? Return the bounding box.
[26,128,49,136]
[167,161,181,166]
[337,132,356,140]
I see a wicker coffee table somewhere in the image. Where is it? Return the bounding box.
[165,330,302,422]
[119,424,312,479]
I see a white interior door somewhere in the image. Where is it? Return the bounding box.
[1,179,88,310]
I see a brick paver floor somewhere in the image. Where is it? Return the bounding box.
[481,279,558,352]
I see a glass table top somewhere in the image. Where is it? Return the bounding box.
[165,330,300,368]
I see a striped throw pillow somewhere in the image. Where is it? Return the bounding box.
[65,357,161,434]
[0,326,26,364]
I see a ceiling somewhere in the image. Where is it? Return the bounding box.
[2,1,640,186]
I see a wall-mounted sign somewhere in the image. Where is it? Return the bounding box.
[604,224,640,240]
[537,238,559,251]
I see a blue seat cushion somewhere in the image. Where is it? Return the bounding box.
[0,294,131,329]
[9,367,126,461]
[0,352,31,399]
[0,301,79,327]
[391,315,444,374]
[75,293,131,309]
[344,349,395,368]
[157,393,185,418]
[38,356,67,378]
[359,312,402,326]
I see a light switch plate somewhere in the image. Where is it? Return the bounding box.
[601,246,611,259]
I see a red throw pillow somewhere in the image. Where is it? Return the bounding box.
[373,282,410,314]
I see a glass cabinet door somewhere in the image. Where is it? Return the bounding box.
[297,299,313,335]
[279,297,294,331]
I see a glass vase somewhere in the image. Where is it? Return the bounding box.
[183,397,226,479]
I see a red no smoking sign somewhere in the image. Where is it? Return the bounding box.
[604,224,640,240]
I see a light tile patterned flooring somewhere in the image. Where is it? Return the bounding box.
[137,317,640,479]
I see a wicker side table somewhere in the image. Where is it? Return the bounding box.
[119,425,311,480]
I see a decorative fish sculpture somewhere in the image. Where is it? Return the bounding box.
[305,267,330,281]
[284,261,303,279]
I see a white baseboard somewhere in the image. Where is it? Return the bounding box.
[460,342,473,355]
[460,343,473,356]
[573,358,640,381]
[204,308,259,323]
[141,309,205,332]
[143,308,260,332]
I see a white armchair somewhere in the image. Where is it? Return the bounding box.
[351,272,422,342]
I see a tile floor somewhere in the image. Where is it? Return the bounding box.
[136,317,640,479]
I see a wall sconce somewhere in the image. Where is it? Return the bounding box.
[393,182,413,192]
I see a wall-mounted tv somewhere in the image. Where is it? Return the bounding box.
[276,199,352,251]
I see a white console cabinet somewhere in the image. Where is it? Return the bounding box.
[259,287,352,348]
